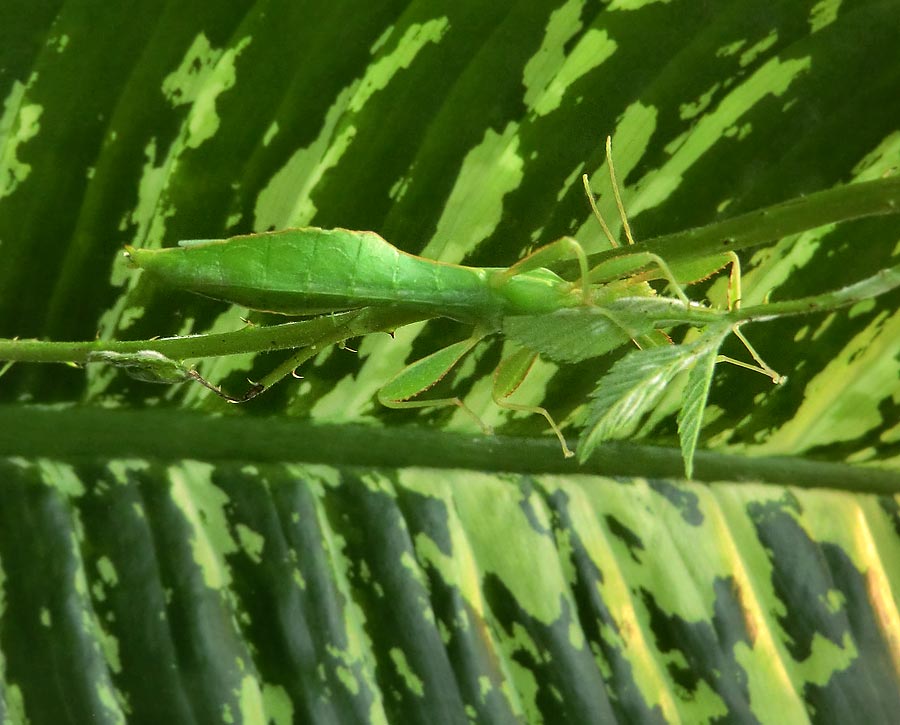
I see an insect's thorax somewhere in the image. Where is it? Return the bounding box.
[492,267,582,316]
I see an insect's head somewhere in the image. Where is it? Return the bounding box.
[122,245,139,268]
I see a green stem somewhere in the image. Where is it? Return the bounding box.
[2,406,898,493]
[0,308,430,365]
[2,263,897,367]
[629,263,900,329]
[732,264,900,322]
[555,176,900,277]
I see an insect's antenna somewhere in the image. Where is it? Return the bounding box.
[606,136,636,246]
[581,173,619,249]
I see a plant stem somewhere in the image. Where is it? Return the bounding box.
[555,176,900,277]
[2,405,898,493]
[599,263,900,335]
[0,308,430,365]
[732,265,900,322]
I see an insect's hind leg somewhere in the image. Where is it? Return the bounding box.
[719,325,785,384]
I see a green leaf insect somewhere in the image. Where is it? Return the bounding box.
[126,226,597,456]
[125,138,900,474]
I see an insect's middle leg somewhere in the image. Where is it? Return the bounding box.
[378,329,493,433]
[492,345,574,457]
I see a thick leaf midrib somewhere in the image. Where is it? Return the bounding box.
[1,405,897,494]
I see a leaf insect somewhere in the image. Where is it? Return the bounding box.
[127,138,782,464]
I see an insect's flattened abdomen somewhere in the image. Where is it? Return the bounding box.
[130,228,499,319]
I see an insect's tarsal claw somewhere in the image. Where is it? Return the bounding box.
[215,384,255,403]
[234,382,265,402]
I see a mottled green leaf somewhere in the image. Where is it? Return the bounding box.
[1,2,900,722]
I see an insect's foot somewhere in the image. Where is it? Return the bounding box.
[729,326,783,384]
[454,399,493,436]
[185,369,247,403]
[239,382,267,401]
[214,379,266,403]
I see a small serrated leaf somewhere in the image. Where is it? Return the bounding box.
[503,308,632,363]
[503,294,705,365]
[577,343,704,462]
[677,335,726,479]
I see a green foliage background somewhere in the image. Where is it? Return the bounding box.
[0,1,899,722]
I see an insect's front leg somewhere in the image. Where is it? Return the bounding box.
[234,346,322,401]
[377,329,493,433]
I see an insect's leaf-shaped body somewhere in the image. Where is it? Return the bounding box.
[129,228,492,319]
[128,228,582,324]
